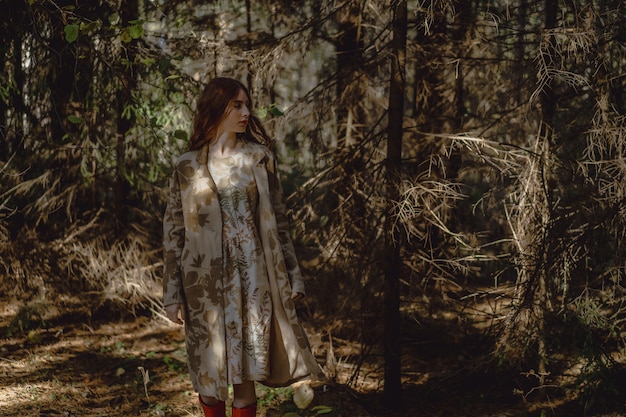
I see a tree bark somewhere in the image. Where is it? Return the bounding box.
[245,0,253,90]
[534,0,558,380]
[383,0,407,410]
[335,1,363,146]
[48,7,75,145]
[0,32,7,151]
[114,0,139,230]
[541,0,557,132]
[452,0,472,130]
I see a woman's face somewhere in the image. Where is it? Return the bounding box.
[219,89,250,135]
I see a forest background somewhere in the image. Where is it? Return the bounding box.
[1,0,626,416]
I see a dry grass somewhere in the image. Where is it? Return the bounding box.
[60,233,163,314]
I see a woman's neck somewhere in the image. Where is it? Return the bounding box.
[210,131,239,157]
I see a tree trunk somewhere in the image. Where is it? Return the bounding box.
[0,35,7,151]
[383,0,407,410]
[10,2,27,149]
[514,0,529,105]
[245,0,253,90]
[114,0,139,230]
[452,0,472,130]
[534,0,558,381]
[335,1,363,146]
[48,14,75,144]
[498,0,559,376]
[541,0,557,133]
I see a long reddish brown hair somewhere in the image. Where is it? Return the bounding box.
[188,77,272,151]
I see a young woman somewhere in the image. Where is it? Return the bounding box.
[162,77,322,417]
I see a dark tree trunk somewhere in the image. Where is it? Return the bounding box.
[245,0,253,90]
[541,0,557,133]
[383,0,407,410]
[114,0,139,230]
[452,0,473,130]
[335,1,363,145]
[12,31,26,152]
[448,0,473,182]
[48,14,75,144]
[0,30,7,150]
[514,0,529,105]
[534,0,558,380]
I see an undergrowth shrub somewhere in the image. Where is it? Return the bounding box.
[0,225,162,333]
[61,233,162,314]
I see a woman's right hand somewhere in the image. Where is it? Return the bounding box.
[165,303,186,324]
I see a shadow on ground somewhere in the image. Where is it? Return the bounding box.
[1,298,625,417]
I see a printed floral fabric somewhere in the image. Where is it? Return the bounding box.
[208,152,272,383]
[162,141,323,401]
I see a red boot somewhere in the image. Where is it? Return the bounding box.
[199,395,225,417]
[232,403,257,417]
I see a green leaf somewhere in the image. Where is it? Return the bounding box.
[283,413,300,417]
[146,165,159,183]
[120,29,132,43]
[122,169,136,187]
[257,107,268,119]
[158,58,171,73]
[121,104,134,120]
[67,115,84,124]
[268,103,284,117]
[0,86,9,101]
[128,24,144,39]
[80,21,99,33]
[64,24,79,43]
[174,130,188,140]
[109,13,120,25]
[312,405,333,415]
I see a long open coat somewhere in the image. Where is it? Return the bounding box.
[162,142,322,400]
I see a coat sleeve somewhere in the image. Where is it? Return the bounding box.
[162,170,186,306]
[266,152,306,296]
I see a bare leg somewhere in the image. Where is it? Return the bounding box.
[199,394,221,407]
[232,380,257,408]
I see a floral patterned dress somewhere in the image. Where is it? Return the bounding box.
[163,141,324,400]
[208,148,273,384]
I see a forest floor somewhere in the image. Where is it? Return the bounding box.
[0,295,625,417]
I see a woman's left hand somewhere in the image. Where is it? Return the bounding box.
[291,292,304,301]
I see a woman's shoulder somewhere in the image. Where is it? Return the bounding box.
[172,150,203,180]
[242,140,274,162]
